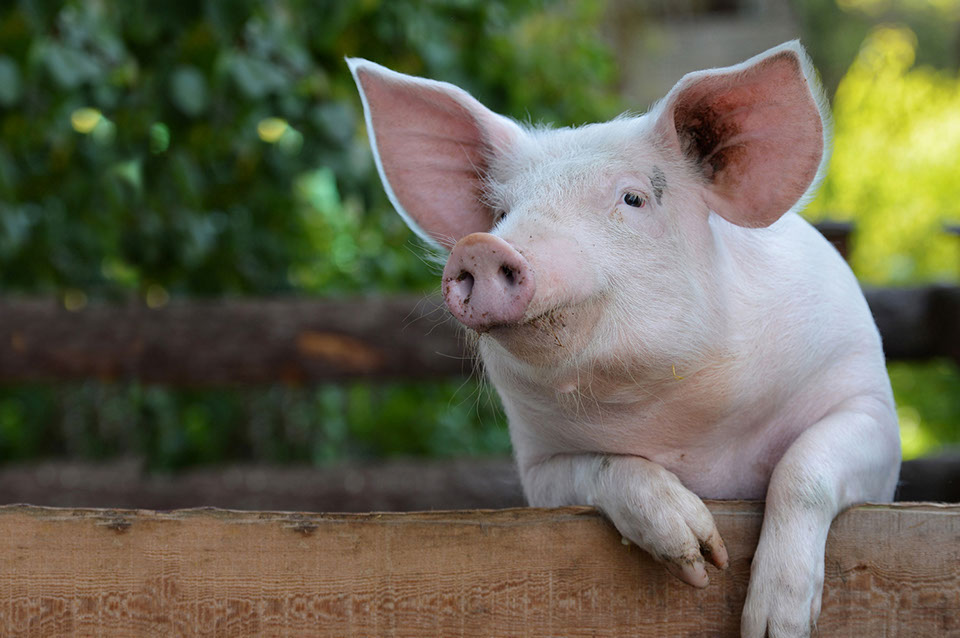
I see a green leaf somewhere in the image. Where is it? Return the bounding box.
[43,42,101,89]
[111,159,143,193]
[0,57,22,106]
[169,66,209,117]
[228,52,287,99]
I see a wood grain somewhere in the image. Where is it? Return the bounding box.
[0,503,957,636]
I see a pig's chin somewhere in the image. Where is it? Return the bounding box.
[480,299,602,367]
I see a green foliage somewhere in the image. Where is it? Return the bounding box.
[890,359,960,459]
[0,0,618,299]
[792,0,960,93]
[806,26,960,284]
[0,381,510,469]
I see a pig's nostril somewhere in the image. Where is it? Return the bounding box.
[500,264,515,285]
[451,270,475,303]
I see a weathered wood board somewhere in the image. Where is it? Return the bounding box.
[0,502,957,636]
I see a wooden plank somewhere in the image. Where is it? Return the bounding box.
[865,285,960,363]
[0,295,468,385]
[0,458,527,512]
[0,503,956,636]
[0,287,957,386]
[0,456,954,513]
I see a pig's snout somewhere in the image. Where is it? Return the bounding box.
[442,233,535,332]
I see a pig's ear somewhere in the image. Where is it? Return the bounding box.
[347,58,523,250]
[653,41,827,228]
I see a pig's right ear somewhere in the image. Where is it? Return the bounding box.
[347,58,523,250]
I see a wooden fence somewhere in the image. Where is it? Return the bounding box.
[0,502,958,637]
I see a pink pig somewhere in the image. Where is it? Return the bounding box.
[349,41,901,637]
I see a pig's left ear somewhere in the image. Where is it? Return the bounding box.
[654,41,827,228]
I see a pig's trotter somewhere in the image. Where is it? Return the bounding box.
[594,456,728,588]
[740,400,900,638]
[740,510,826,638]
[523,453,728,588]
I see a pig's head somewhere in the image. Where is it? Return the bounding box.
[348,42,827,389]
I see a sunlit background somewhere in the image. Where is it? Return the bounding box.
[0,0,957,471]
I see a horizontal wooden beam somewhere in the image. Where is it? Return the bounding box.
[865,285,960,362]
[0,286,957,386]
[0,295,468,385]
[0,503,956,636]
[0,455,955,512]
[0,458,527,512]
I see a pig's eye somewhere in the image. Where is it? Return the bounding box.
[496,211,507,223]
[623,192,646,208]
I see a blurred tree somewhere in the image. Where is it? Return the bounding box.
[806,25,960,283]
[0,380,512,469]
[793,0,960,94]
[0,0,618,300]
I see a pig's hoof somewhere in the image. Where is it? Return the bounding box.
[739,543,824,638]
[599,463,728,588]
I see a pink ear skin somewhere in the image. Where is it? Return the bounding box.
[655,42,825,228]
[347,58,523,250]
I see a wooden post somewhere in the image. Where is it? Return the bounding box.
[0,503,957,636]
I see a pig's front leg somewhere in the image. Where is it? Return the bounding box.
[740,398,900,638]
[522,453,729,587]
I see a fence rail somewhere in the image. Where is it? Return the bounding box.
[0,502,957,637]
[0,295,467,385]
[0,229,956,636]
[0,286,957,386]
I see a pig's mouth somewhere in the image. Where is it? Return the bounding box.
[480,297,603,365]
[519,307,570,346]
[473,303,568,337]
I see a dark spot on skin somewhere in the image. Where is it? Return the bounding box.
[651,165,666,205]
[598,455,611,473]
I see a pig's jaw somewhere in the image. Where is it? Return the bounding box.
[476,297,605,376]
[476,282,728,401]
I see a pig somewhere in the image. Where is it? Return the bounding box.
[348,41,901,637]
